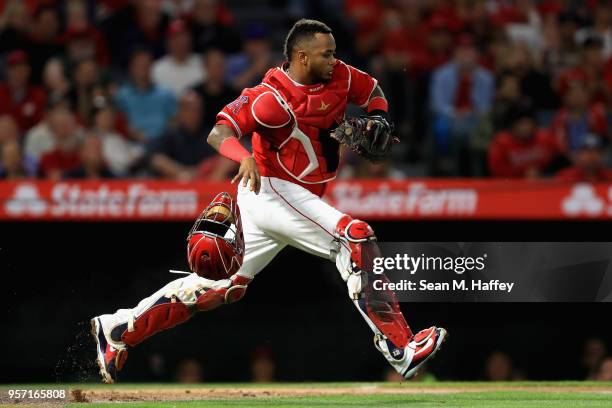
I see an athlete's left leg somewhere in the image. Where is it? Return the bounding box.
[258,177,447,379]
[91,189,284,383]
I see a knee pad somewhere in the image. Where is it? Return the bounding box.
[335,215,375,243]
[195,275,250,311]
[334,215,381,299]
[334,215,380,273]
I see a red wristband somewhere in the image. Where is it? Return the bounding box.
[219,137,251,163]
[367,96,388,113]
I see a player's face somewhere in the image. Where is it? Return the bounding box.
[306,33,336,82]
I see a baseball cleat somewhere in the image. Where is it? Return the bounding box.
[90,317,128,383]
[375,326,447,379]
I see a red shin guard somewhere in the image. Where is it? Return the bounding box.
[364,275,412,348]
[122,301,192,347]
[336,215,413,348]
[119,276,251,347]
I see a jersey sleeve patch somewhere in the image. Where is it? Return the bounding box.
[227,95,249,114]
[216,89,261,138]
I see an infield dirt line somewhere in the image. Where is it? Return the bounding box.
[71,385,612,402]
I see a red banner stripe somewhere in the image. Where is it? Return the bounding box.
[0,179,611,221]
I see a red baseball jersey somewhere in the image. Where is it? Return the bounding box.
[0,84,47,133]
[216,60,377,196]
[488,129,558,178]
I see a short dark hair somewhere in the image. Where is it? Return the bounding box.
[284,19,332,61]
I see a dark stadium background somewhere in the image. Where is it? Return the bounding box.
[2,220,611,383]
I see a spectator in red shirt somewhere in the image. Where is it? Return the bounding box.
[417,16,454,73]
[556,133,612,182]
[344,0,384,58]
[64,135,114,179]
[38,107,82,180]
[425,0,469,34]
[550,82,608,155]
[379,6,423,71]
[488,105,559,178]
[0,50,47,133]
[63,0,111,66]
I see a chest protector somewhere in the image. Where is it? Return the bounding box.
[258,62,351,184]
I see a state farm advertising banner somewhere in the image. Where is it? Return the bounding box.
[0,179,611,221]
[0,180,220,221]
[328,180,612,219]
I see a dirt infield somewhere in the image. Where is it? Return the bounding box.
[70,384,612,403]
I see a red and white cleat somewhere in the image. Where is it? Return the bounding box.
[90,317,128,384]
[375,326,448,379]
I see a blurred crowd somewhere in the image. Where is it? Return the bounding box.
[161,337,612,383]
[476,337,612,382]
[1,0,612,181]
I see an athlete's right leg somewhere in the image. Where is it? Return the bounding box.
[91,202,285,383]
[91,273,249,382]
[242,177,447,379]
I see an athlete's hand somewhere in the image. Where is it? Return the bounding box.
[232,156,261,194]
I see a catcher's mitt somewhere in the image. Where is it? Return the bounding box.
[331,115,397,163]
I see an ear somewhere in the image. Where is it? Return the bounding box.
[296,50,308,66]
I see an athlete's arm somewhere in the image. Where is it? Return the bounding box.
[365,85,388,131]
[207,124,261,194]
[345,63,390,131]
[369,85,385,102]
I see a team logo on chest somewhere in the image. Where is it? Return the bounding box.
[317,100,330,111]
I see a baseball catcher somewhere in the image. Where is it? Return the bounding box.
[92,19,446,383]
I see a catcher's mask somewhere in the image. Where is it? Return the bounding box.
[186,192,245,280]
